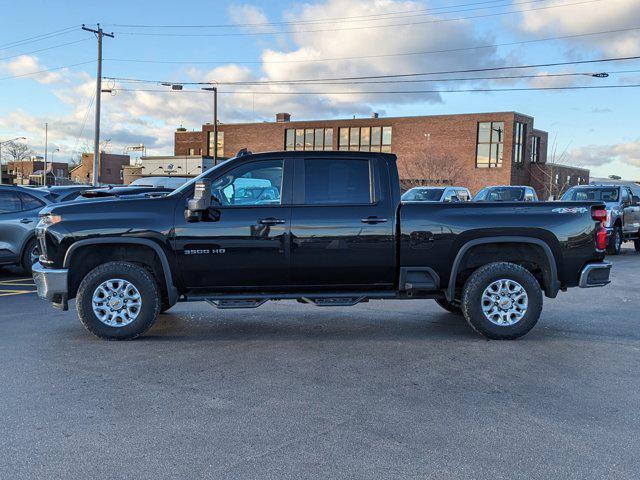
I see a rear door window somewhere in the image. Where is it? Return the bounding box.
[18,193,45,211]
[301,158,372,205]
[0,191,22,213]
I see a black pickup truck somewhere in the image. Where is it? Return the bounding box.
[33,151,611,340]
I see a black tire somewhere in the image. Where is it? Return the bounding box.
[21,237,39,275]
[461,262,543,340]
[76,261,160,340]
[607,226,623,255]
[435,298,463,315]
[634,238,640,253]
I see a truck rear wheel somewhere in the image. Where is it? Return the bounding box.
[76,261,160,340]
[461,262,543,340]
[607,226,623,255]
[435,298,463,315]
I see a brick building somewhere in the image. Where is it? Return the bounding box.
[174,111,589,196]
[6,158,69,185]
[69,152,130,185]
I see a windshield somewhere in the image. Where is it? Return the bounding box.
[169,160,231,196]
[401,188,444,201]
[475,187,525,201]
[561,187,620,202]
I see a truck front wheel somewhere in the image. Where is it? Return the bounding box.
[607,226,623,255]
[76,261,161,340]
[461,262,543,340]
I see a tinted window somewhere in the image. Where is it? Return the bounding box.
[442,190,457,202]
[561,187,619,202]
[456,189,470,201]
[402,188,444,201]
[19,193,45,210]
[303,159,371,205]
[212,160,283,206]
[0,191,22,213]
[478,187,525,201]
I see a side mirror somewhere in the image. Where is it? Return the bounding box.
[185,179,212,222]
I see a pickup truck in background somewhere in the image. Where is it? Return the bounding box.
[561,184,640,254]
[32,151,611,341]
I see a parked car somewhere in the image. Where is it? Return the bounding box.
[38,185,93,202]
[402,186,471,202]
[33,151,610,341]
[473,186,538,202]
[561,184,640,254]
[0,185,55,273]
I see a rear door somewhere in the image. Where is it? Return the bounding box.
[622,187,640,234]
[289,155,396,289]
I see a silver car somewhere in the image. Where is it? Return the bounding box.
[401,186,471,202]
[0,186,54,273]
[561,184,640,254]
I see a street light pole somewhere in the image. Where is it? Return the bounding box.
[202,83,218,163]
[0,136,27,185]
[43,122,48,186]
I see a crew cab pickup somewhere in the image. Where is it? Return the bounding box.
[33,151,611,340]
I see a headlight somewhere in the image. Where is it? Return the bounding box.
[38,214,62,227]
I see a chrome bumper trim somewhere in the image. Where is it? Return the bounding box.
[32,262,68,301]
[579,261,612,288]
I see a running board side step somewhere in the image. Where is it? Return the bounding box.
[184,291,400,309]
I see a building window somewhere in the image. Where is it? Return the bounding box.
[338,126,392,152]
[207,131,225,157]
[476,121,504,168]
[285,128,333,151]
[530,136,540,163]
[514,122,526,165]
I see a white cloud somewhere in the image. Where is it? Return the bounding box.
[228,3,269,26]
[516,0,640,56]
[0,55,64,84]
[566,139,640,167]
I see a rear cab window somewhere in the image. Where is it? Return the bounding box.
[297,158,374,205]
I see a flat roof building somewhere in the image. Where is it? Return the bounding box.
[174,111,589,197]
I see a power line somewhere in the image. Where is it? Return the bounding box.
[0,60,95,81]
[103,25,640,66]
[108,84,640,95]
[103,54,640,86]
[112,0,604,38]
[0,26,79,50]
[105,0,548,29]
[0,38,90,62]
[109,70,639,87]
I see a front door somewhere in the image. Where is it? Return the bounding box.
[173,158,292,290]
[289,155,395,289]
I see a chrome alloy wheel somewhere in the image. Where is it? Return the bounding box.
[481,279,528,326]
[30,245,39,265]
[92,279,142,327]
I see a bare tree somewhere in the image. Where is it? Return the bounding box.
[529,134,587,200]
[1,141,35,162]
[398,152,467,192]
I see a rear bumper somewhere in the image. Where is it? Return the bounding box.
[579,261,611,288]
[32,262,68,301]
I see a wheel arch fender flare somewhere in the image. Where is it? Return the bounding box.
[445,236,559,302]
[63,237,178,305]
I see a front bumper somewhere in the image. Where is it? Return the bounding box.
[32,262,68,302]
[579,261,612,288]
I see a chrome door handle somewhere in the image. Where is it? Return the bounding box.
[361,216,388,224]
[20,218,33,224]
[259,217,286,225]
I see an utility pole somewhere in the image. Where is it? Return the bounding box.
[43,122,48,186]
[82,23,114,186]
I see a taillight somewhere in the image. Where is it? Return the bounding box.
[592,207,607,251]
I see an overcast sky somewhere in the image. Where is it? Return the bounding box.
[0,0,639,178]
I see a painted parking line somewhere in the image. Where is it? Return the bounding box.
[0,289,37,297]
[0,278,34,284]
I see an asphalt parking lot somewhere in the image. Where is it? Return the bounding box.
[1,250,639,479]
